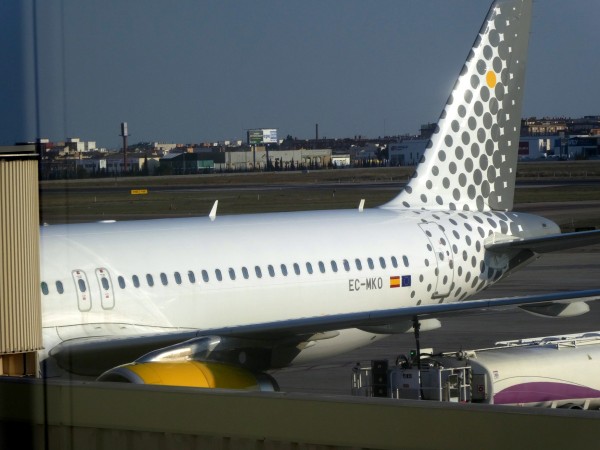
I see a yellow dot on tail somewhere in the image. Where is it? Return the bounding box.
[486,70,497,89]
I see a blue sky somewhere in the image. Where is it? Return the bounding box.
[1,0,599,148]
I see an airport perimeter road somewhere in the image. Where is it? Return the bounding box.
[273,248,600,395]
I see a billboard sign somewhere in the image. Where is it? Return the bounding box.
[262,129,278,144]
[248,129,263,145]
[248,128,277,145]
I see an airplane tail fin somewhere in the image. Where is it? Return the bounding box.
[382,0,533,212]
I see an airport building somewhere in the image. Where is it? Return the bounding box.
[28,115,600,178]
[39,153,161,178]
[566,135,600,159]
[331,154,351,167]
[388,116,600,164]
[388,135,569,163]
[220,147,333,171]
[518,136,563,160]
[160,152,221,174]
[37,138,99,157]
[517,134,600,160]
[159,148,333,173]
[388,139,428,166]
[65,137,97,153]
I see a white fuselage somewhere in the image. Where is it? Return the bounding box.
[39,207,557,373]
[37,0,546,378]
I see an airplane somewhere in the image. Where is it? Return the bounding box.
[39,0,600,391]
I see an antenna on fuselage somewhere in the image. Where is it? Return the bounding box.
[358,199,365,212]
[209,200,218,221]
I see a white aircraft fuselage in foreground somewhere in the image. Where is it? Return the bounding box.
[39,0,600,388]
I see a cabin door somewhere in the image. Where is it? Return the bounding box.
[72,270,92,312]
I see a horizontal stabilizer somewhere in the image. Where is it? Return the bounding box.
[486,229,600,253]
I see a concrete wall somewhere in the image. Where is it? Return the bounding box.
[0,378,597,450]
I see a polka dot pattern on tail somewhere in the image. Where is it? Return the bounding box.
[382,0,532,213]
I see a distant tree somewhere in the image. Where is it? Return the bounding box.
[375,148,388,163]
[141,154,149,176]
[156,165,173,176]
[76,166,89,179]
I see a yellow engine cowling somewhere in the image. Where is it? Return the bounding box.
[97,361,279,391]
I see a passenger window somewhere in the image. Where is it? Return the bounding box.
[101,277,110,290]
[306,262,313,274]
[160,273,168,286]
[118,276,126,289]
[215,269,223,281]
[280,264,288,276]
[355,259,362,271]
[202,270,209,282]
[318,261,325,273]
[391,256,398,268]
[343,259,350,272]
[255,266,262,278]
[331,260,338,272]
[41,282,49,295]
[242,267,249,279]
[229,268,236,280]
[403,255,409,267]
[379,257,387,269]
[188,270,196,283]
[268,265,275,277]
[56,280,64,294]
[146,274,154,287]
[293,263,300,275]
[367,258,374,270]
[132,275,140,288]
[77,279,87,292]
[174,272,182,285]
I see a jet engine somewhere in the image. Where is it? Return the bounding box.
[97,360,279,391]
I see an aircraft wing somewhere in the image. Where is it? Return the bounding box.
[213,289,600,336]
[49,288,600,376]
[485,229,600,253]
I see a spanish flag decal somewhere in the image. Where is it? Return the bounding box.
[390,275,411,288]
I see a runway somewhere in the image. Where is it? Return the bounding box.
[273,248,600,395]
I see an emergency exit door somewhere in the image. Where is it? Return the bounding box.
[95,267,115,310]
[72,270,92,312]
